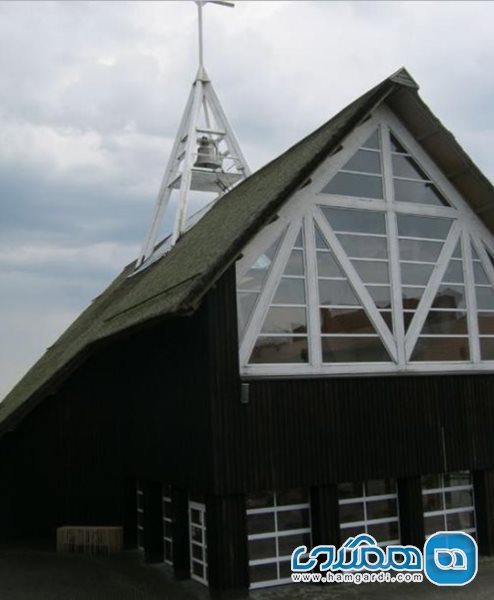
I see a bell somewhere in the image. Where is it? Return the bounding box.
[194,136,222,170]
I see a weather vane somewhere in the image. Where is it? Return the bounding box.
[136,0,249,269]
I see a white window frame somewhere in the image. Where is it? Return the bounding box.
[162,486,173,566]
[136,482,144,551]
[338,481,400,547]
[472,238,494,359]
[422,472,476,538]
[247,491,312,589]
[237,105,494,377]
[189,501,208,586]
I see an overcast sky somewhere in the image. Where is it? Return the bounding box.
[1,0,494,400]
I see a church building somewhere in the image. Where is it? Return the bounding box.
[1,8,494,595]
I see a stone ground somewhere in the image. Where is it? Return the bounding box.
[0,543,493,599]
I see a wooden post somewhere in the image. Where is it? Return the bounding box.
[473,469,494,555]
[171,487,191,580]
[397,476,424,548]
[310,484,340,547]
[142,481,164,563]
[206,494,249,598]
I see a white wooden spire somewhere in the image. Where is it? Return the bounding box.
[136,0,250,269]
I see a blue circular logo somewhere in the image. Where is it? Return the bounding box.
[424,531,477,586]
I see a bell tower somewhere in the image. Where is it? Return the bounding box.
[136,0,250,268]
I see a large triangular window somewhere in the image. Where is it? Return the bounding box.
[236,109,494,375]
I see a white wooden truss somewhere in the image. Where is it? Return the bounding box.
[237,106,494,377]
[136,1,250,268]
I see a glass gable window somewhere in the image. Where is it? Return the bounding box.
[236,115,494,375]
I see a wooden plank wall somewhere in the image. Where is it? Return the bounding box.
[125,314,213,490]
[0,348,128,538]
[210,369,494,494]
[0,304,215,540]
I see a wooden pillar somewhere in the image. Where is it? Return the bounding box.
[310,484,339,547]
[171,487,191,580]
[473,469,494,555]
[142,481,164,563]
[397,476,424,548]
[206,494,249,598]
[122,477,138,549]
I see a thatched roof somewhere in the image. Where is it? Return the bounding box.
[2,68,493,434]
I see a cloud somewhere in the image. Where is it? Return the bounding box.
[1,0,494,399]
[0,241,138,277]
[0,309,77,400]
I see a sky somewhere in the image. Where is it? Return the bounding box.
[1,0,494,400]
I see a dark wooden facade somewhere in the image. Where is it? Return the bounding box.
[1,264,494,595]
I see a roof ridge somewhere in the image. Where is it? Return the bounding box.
[389,67,419,89]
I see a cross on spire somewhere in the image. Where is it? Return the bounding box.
[195,1,234,70]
